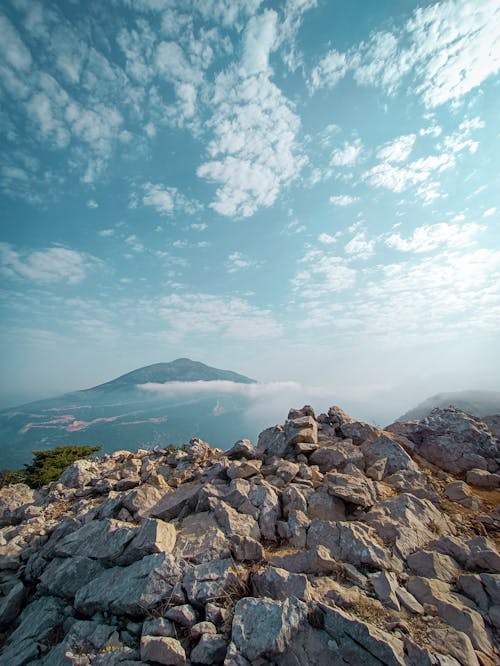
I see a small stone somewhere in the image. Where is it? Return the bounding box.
[165,603,198,627]
[190,633,227,664]
[190,621,217,640]
[140,636,186,665]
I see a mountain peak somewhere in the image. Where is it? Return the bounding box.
[85,359,256,392]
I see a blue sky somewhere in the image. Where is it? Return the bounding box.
[0,0,499,417]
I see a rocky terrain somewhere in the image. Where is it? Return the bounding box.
[1,404,499,665]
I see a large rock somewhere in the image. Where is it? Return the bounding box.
[248,482,280,541]
[190,634,227,664]
[309,441,364,473]
[386,407,500,474]
[121,484,164,519]
[151,480,202,521]
[39,555,105,598]
[363,493,449,558]
[183,558,244,608]
[339,421,381,445]
[319,602,408,666]
[53,518,136,562]
[307,520,395,570]
[256,426,287,459]
[284,416,318,446]
[360,435,418,476]
[0,596,65,666]
[174,512,230,564]
[0,581,26,627]
[252,566,311,601]
[325,468,377,508]
[140,636,186,665]
[230,596,308,662]
[59,459,100,488]
[407,576,493,654]
[209,498,260,540]
[407,549,461,583]
[0,484,37,527]
[117,518,176,565]
[74,553,185,616]
[307,488,346,521]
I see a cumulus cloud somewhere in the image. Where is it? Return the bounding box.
[292,249,356,297]
[197,10,305,217]
[0,243,98,284]
[310,0,500,109]
[344,231,375,259]
[330,140,363,167]
[226,252,263,273]
[385,222,485,253]
[376,134,416,163]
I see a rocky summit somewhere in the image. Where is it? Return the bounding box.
[1,405,500,666]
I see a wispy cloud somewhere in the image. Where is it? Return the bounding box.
[139,379,302,398]
[309,0,500,109]
[0,243,99,284]
[385,222,485,253]
[329,194,359,206]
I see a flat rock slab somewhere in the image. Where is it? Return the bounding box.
[151,480,202,521]
[74,552,185,616]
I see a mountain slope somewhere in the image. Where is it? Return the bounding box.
[0,359,257,470]
[396,389,500,422]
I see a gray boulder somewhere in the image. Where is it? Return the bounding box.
[140,636,186,665]
[151,480,202,521]
[74,553,185,616]
[386,407,499,474]
[183,558,244,608]
[360,435,418,476]
[230,596,308,662]
[39,555,105,598]
[252,566,311,601]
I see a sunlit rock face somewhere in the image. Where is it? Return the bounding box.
[1,404,499,665]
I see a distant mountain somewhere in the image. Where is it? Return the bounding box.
[0,359,257,470]
[396,389,500,422]
[86,358,255,393]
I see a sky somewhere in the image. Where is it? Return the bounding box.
[0,0,499,420]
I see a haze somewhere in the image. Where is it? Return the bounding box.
[1,0,499,426]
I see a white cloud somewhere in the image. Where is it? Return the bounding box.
[419,126,442,137]
[310,0,500,109]
[0,243,97,284]
[385,222,485,253]
[318,232,340,245]
[242,9,277,74]
[483,207,497,218]
[292,249,356,297]
[0,15,32,71]
[330,140,363,167]
[125,235,144,253]
[140,379,302,398]
[310,50,347,91]
[87,199,98,208]
[364,152,455,193]
[98,229,114,237]
[344,231,375,259]
[190,223,208,231]
[139,182,198,216]
[197,11,305,218]
[226,251,263,273]
[329,194,359,206]
[376,134,416,163]
[158,292,282,340]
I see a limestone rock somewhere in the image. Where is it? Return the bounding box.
[183,558,244,608]
[406,550,461,583]
[117,518,177,565]
[284,416,318,446]
[121,484,163,519]
[39,555,104,598]
[174,512,230,564]
[307,519,395,570]
[256,426,287,459]
[59,459,100,489]
[231,596,308,662]
[307,488,346,521]
[387,407,499,474]
[226,439,257,460]
[339,420,381,445]
[140,636,186,665]
[231,534,264,562]
[0,580,26,627]
[361,435,418,476]
[370,571,400,610]
[165,603,198,627]
[325,468,378,508]
[191,634,227,664]
[309,441,364,473]
[363,493,449,558]
[466,468,500,488]
[0,484,37,527]
[74,553,185,616]
[407,576,493,654]
[54,518,136,562]
[252,566,311,601]
[151,480,202,521]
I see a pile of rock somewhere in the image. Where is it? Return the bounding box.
[0,405,499,665]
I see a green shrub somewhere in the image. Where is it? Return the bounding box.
[0,445,101,489]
